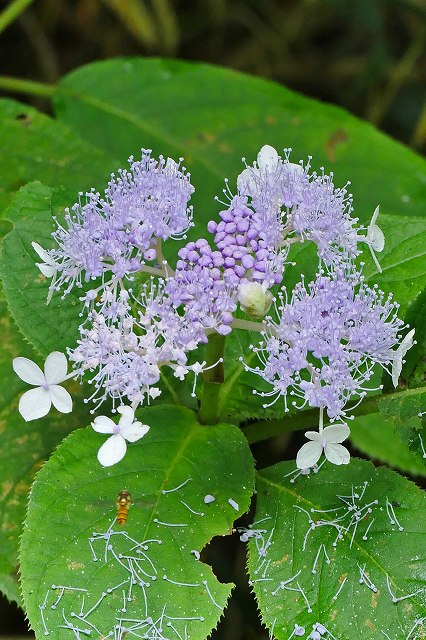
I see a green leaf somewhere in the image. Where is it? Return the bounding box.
[0,98,118,213]
[20,406,255,639]
[0,297,89,604]
[0,183,83,355]
[378,387,426,468]
[350,413,426,476]
[248,458,426,639]
[218,329,285,423]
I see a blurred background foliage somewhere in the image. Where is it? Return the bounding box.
[0,0,425,636]
[0,0,426,153]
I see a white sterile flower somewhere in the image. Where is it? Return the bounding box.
[237,145,280,195]
[92,405,150,467]
[296,423,351,469]
[361,206,385,273]
[391,328,415,388]
[366,206,385,251]
[32,242,57,303]
[32,241,57,277]
[13,351,72,421]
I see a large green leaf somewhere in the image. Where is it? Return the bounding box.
[20,406,255,639]
[0,98,117,214]
[54,58,426,225]
[0,296,90,604]
[248,459,426,639]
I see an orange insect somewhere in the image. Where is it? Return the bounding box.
[116,490,132,525]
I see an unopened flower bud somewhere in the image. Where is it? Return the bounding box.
[237,281,272,318]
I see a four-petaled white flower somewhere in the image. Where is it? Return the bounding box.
[391,328,415,388]
[13,351,73,421]
[92,405,150,467]
[296,423,351,470]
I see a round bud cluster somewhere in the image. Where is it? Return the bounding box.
[207,195,284,288]
[166,238,238,335]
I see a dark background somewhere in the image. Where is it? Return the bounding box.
[0,0,425,636]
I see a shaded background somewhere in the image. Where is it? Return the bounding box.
[0,0,425,636]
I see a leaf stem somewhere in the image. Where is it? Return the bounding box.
[198,333,226,425]
[0,74,56,98]
[0,0,34,34]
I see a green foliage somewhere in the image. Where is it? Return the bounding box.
[350,412,426,476]
[54,59,426,232]
[20,406,255,639]
[249,459,426,639]
[0,183,83,355]
[378,387,426,468]
[0,297,89,603]
[0,98,117,214]
[0,57,425,639]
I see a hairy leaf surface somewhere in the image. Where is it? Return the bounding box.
[248,459,426,639]
[20,406,255,639]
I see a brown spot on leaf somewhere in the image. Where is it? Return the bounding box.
[67,561,85,570]
[218,143,231,153]
[325,128,349,162]
[0,481,13,501]
[265,115,277,125]
[197,132,216,143]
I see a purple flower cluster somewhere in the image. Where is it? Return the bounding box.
[236,145,358,264]
[45,150,193,295]
[245,265,405,419]
[34,145,412,421]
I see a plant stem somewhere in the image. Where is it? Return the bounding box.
[0,74,55,98]
[0,0,34,34]
[231,318,266,332]
[198,333,226,425]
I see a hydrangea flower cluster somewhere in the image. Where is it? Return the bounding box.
[15,145,414,469]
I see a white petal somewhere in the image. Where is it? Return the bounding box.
[324,443,350,465]
[49,385,72,413]
[121,421,150,443]
[391,354,403,388]
[296,441,322,470]
[36,262,56,278]
[237,167,256,195]
[257,145,279,171]
[44,351,68,384]
[370,205,380,226]
[400,328,415,355]
[32,242,53,263]
[304,430,322,442]
[97,434,127,467]
[368,225,385,252]
[117,405,135,429]
[19,387,51,421]
[13,357,45,385]
[392,329,415,387]
[322,424,350,444]
[92,415,116,434]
